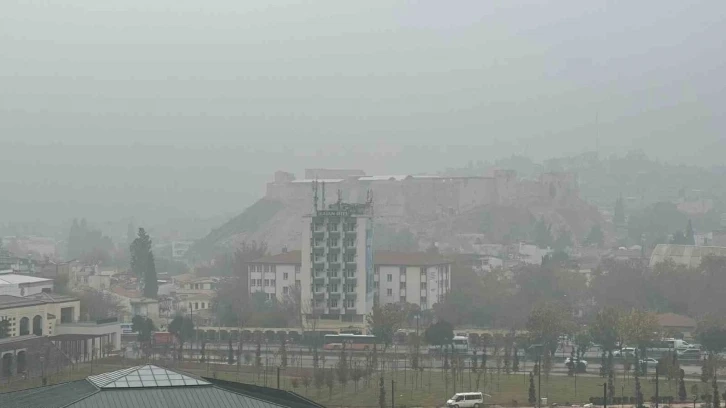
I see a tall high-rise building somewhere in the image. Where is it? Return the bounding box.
[300,183,374,323]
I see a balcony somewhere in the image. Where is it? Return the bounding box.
[345,309,357,315]
[314,292,326,300]
[329,308,341,315]
[314,277,326,285]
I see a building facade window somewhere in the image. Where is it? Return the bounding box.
[421,282,427,290]
[387,289,393,296]
[400,282,406,290]
[345,298,355,308]
[387,274,392,282]
[283,286,289,295]
[295,265,301,273]
[283,272,289,280]
[264,279,270,286]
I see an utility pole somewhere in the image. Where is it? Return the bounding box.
[277,366,280,389]
[603,382,607,408]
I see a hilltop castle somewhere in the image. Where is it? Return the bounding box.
[265,168,580,222]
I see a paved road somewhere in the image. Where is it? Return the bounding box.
[122,342,703,376]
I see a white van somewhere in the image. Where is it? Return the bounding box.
[447,392,484,408]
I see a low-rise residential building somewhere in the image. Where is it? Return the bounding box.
[172,274,219,295]
[248,250,301,301]
[108,287,160,325]
[0,273,53,297]
[372,251,451,309]
[248,249,452,310]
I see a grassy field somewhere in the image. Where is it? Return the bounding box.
[0,357,697,407]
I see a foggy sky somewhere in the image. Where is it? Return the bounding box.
[1,0,725,231]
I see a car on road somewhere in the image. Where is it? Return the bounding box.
[639,358,659,367]
[614,347,635,357]
[564,358,588,367]
[677,348,704,359]
[446,392,484,408]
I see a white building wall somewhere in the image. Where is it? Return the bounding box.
[374,264,450,310]
[300,218,313,313]
[354,216,369,315]
[275,264,298,299]
[0,281,53,297]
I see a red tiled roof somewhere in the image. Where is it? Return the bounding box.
[657,313,697,329]
[373,251,450,267]
[251,250,302,265]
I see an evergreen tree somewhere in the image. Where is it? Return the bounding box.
[584,225,605,247]
[481,348,487,371]
[513,346,520,372]
[255,337,262,368]
[378,376,386,408]
[635,374,644,408]
[679,369,688,401]
[686,220,696,245]
[227,338,235,365]
[714,374,721,408]
[337,347,349,390]
[130,228,158,298]
[701,356,712,383]
[614,195,626,226]
[528,372,537,405]
[280,338,288,368]
[504,340,512,374]
[634,348,640,377]
[608,369,615,403]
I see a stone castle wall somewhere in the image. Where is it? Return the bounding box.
[265,170,578,219]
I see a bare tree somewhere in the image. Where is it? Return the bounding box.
[77,289,124,320]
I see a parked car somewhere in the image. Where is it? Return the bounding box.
[446,392,484,408]
[639,358,659,367]
[614,347,635,357]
